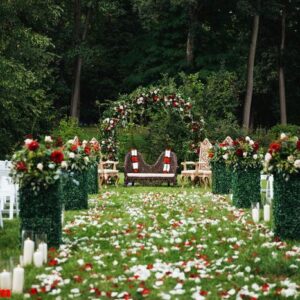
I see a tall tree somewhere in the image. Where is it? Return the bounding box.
[279,2,287,124]
[185,1,201,67]
[70,0,92,120]
[243,0,260,130]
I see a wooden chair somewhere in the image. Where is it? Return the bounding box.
[197,138,212,188]
[0,160,19,220]
[180,138,212,187]
[180,160,198,185]
[98,161,119,187]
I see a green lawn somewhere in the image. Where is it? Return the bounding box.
[1,185,300,299]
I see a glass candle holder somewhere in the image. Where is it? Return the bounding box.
[21,230,34,250]
[251,202,260,223]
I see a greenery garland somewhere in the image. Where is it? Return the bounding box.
[87,164,99,194]
[211,161,231,194]
[273,174,300,240]
[62,171,88,210]
[19,182,62,248]
[232,168,261,208]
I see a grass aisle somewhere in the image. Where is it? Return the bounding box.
[2,187,300,299]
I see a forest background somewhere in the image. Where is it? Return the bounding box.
[1,0,300,162]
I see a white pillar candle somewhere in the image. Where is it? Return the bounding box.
[252,208,260,223]
[264,204,271,222]
[33,250,43,268]
[12,265,24,294]
[0,270,12,290]
[23,238,34,266]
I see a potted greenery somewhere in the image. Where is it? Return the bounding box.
[208,142,232,194]
[264,133,300,240]
[227,137,263,208]
[86,138,100,194]
[61,138,92,210]
[10,136,64,247]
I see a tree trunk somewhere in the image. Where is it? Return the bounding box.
[243,5,260,130]
[70,0,91,120]
[279,8,287,125]
[71,57,82,119]
[186,28,194,67]
[186,3,198,68]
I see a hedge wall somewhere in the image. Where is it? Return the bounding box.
[211,162,231,194]
[19,182,62,248]
[273,174,300,240]
[87,165,98,194]
[232,167,261,208]
[62,171,88,210]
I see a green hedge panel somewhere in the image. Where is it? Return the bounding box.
[19,182,62,248]
[62,171,88,210]
[273,174,300,240]
[232,168,261,208]
[87,165,98,194]
[211,162,231,194]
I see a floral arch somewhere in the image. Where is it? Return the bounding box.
[100,89,204,160]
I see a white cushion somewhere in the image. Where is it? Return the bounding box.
[181,170,196,175]
[98,170,118,174]
[127,173,175,178]
[198,170,212,175]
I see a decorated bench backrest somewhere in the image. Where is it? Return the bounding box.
[222,136,234,146]
[198,138,212,170]
[124,150,178,174]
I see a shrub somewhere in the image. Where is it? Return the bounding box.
[52,117,84,141]
[268,124,300,140]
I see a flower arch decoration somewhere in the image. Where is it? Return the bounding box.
[100,89,204,160]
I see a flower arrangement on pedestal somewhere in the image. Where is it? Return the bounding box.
[10,136,64,192]
[264,133,300,240]
[226,137,263,208]
[264,133,300,178]
[10,136,64,247]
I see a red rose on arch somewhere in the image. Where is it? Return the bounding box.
[16,161,27,172]
[27,140,39,151]
[50,150,64,164]
[235,149,243,157]
[153,95,159,102]
[297,140,300,151]
[269,142,281,153]
[233,140,239,147]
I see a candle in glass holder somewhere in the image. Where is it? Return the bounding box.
[264,204,271,222]
[38,242,48,264]
[252,203,260,223]
[0,270,12,290]
[12,265,24,294]
[23,238,34,266]
[33,250,43,268]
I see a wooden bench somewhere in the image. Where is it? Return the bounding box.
[124,150,178,186]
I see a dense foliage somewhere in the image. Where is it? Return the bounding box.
[1,0,300,158]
